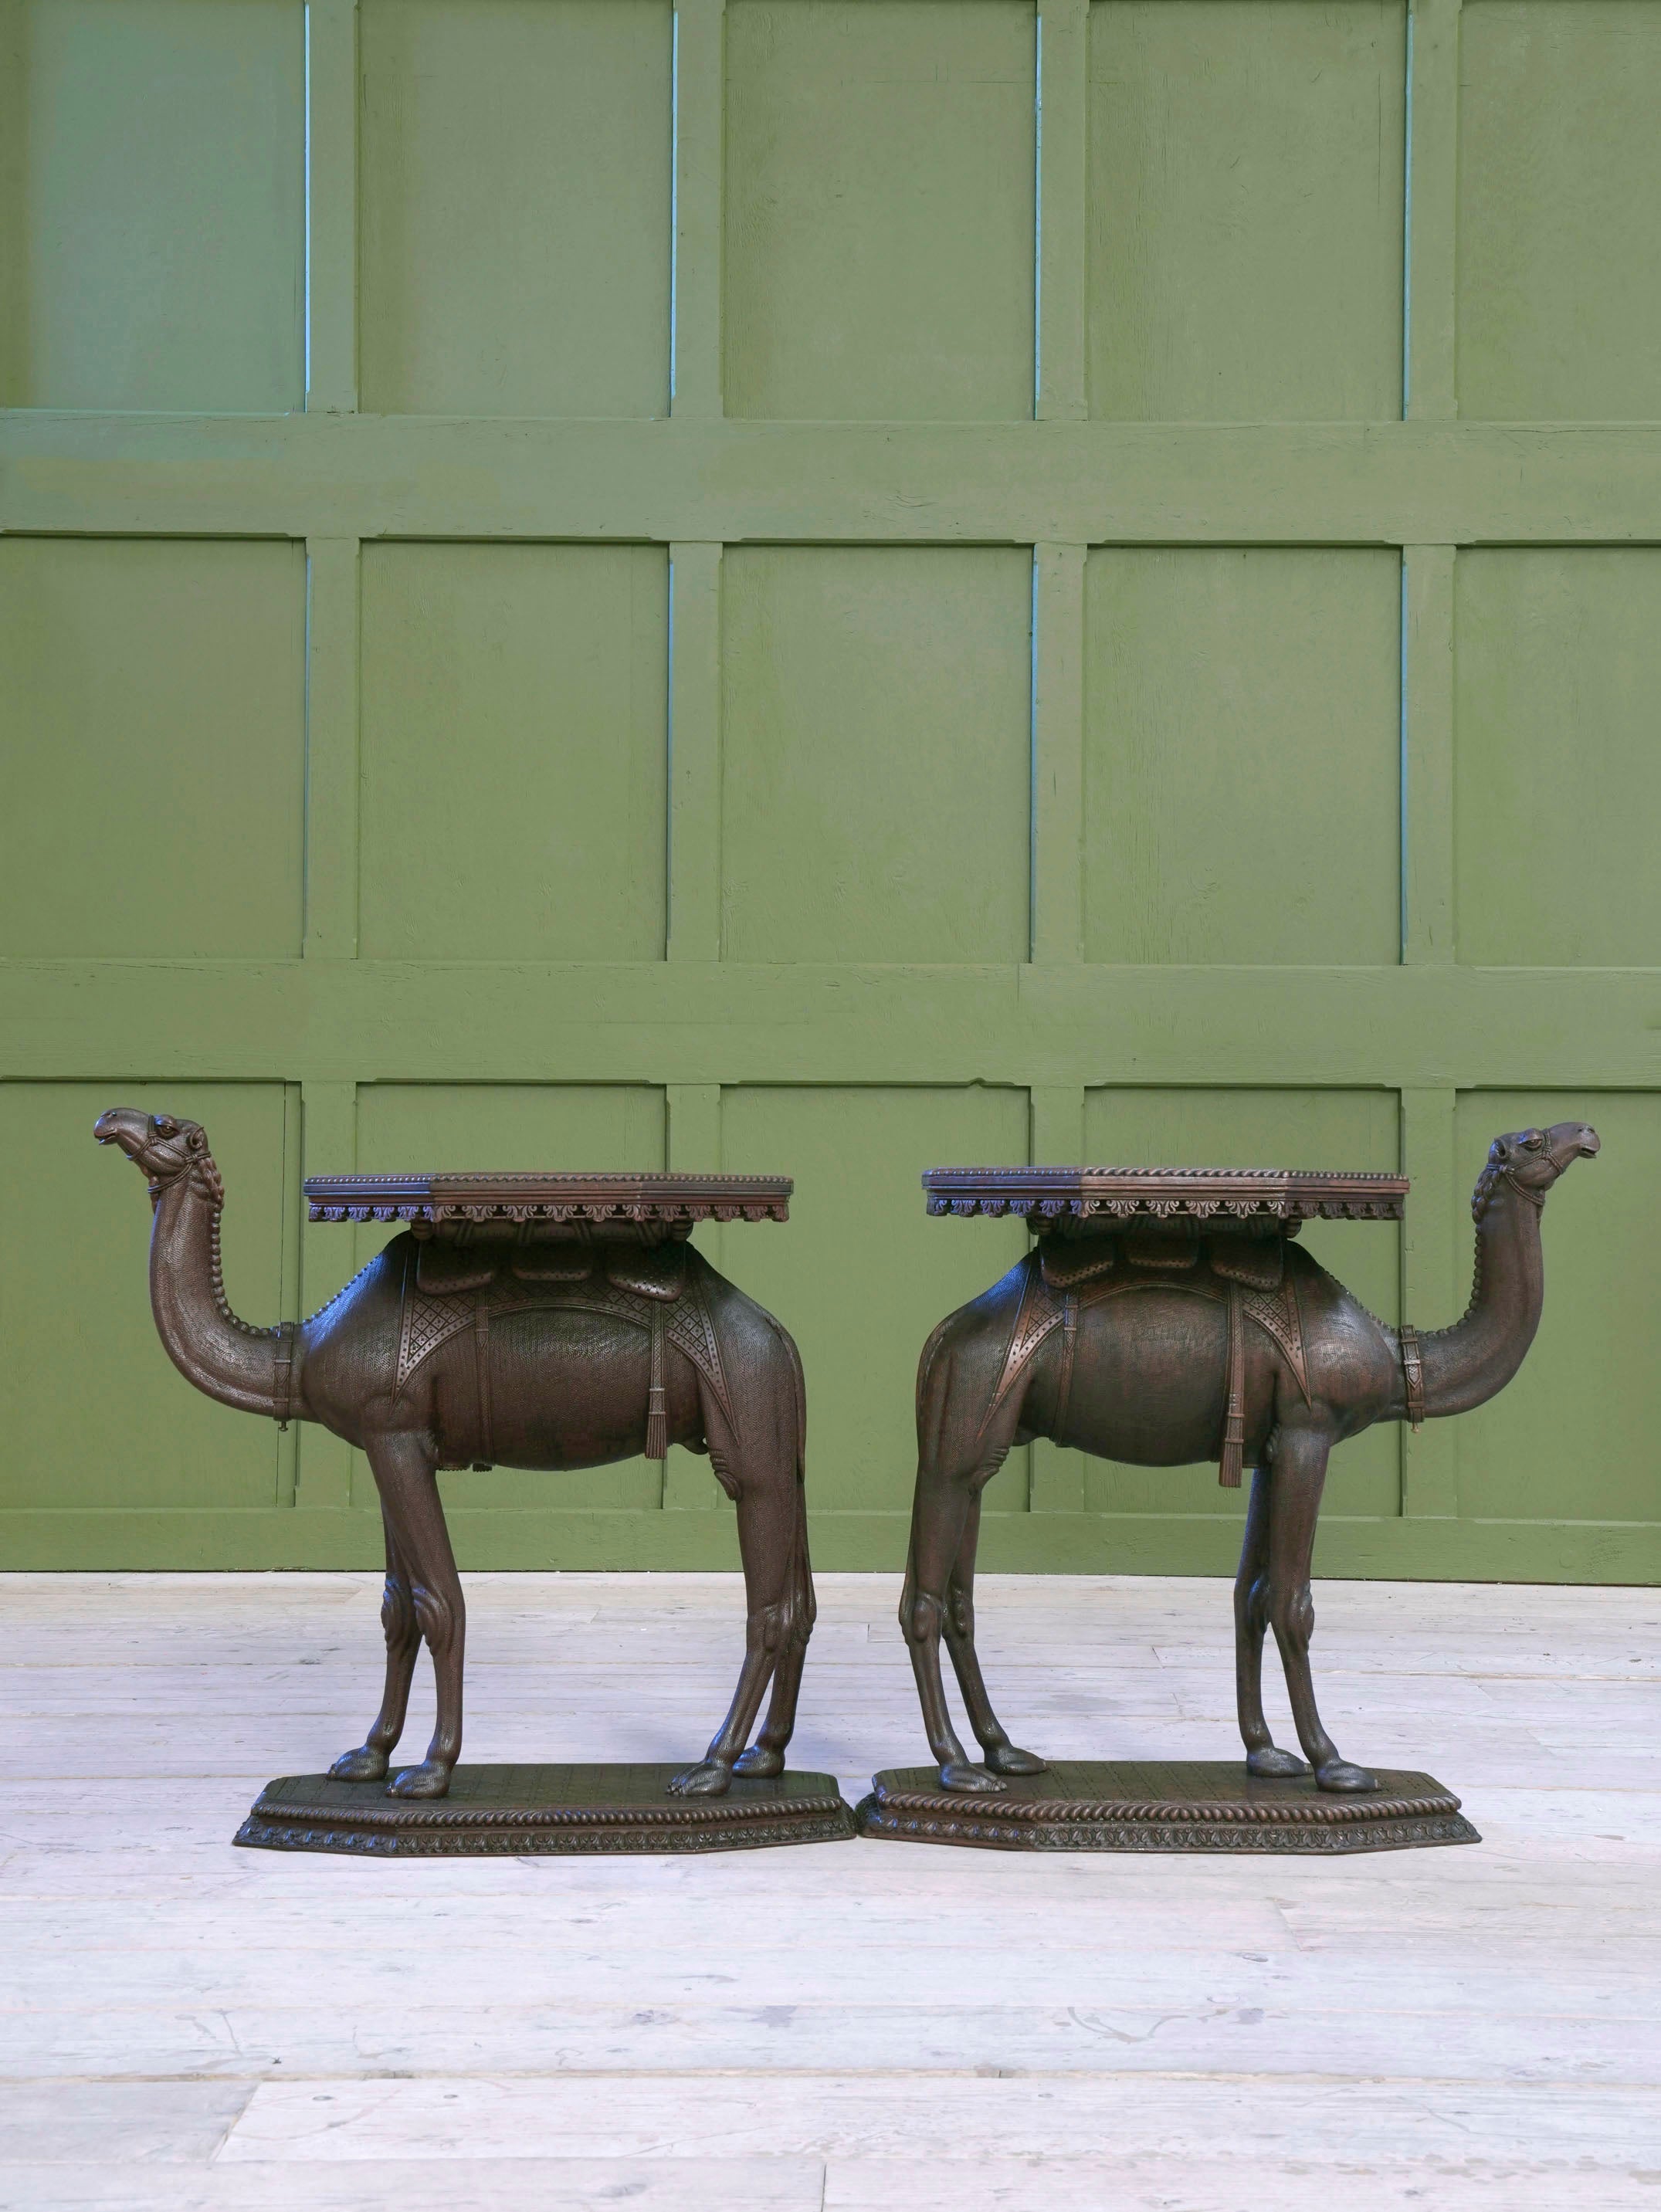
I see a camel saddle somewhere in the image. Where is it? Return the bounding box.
[992,1235,1311,1486]
[395,1238,732,1467]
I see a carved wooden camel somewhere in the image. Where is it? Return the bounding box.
[901,1123,1598,1795]
[96,1109,814,1800]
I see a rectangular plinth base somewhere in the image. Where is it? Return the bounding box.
[236,1764,857,1857]
[856,1762,1479,1854]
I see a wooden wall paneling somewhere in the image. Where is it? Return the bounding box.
[0,0,1655,1580]
[0,538,307,962]
[1027,1083,1086,1516]
[1082,548,1402,966]
[306,0,358,414]
[1453,1089,1659,1542]
[1036,0,1088,422]
[664,1081,728,1510]
[668,542,722,964]
[0,0,303,411]
[1399,1086,1460,1520]
[0,1081,289,1516]
[1406,0,1459,420]
[723,0,1036,420]
[1458,0,1661,421]
[720,548,1032,964]
[358,543,668,962]
[672,0,725,418]
[358,0,672,417]
[1087,0,1405,420]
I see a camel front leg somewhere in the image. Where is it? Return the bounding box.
[944,1485,1045,1777]
[328,1509,420,1783]
[1265,1422,1377,1794]
[361,1429,466,1800]
[1233,1464,1306,1778]
[902,1472,1004,1794]
[734,1505,815,1778]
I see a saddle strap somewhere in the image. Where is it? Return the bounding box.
[1219,1281,1246,1489]
[272,1320,297,1432]
[1399,1322,1425,1431]
[1053,1292,1079,1439]
[473,1302,493,1470]
[645,1304,669,1460]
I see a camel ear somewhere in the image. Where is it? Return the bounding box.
[186,1127,205,1150]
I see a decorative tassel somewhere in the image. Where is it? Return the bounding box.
[645,1307,669,1460]
[1219,1282,1245,1487]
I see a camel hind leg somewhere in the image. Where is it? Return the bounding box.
[944,1489,1046,1777]
[669,1329,811,1797]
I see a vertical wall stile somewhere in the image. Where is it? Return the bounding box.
[665,1084,726,1509]
[303,537,361,962]
[1406,0,1459,420]
[296,1080,358,1512]
[668,541,724,963]
[672,0,725,419]
[1400,1086,1461,1517]
[1028,1085,1086,1514]
[1036,0,1090,422]
[275,1081,304,1508]
[1402,544,1457,965]
[305,0,359,413]
[1031,544,1087,965]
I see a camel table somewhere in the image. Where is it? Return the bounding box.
[92,1111,855,1856]
[858,1142,1599,1855]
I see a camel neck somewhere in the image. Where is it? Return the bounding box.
[147,1174,284,1419]
[1414,1181,1546,1420]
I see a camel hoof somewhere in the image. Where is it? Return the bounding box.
[1246,1745,1308,1780]
[329,1746,389,1783]
[732,1745,785,1777]
[938,1761,1008,1796]
[667,1760,732,1798]
[386,1760,453,1800]
[1316,1759,1378,1794]
[983,1743,1047,1777]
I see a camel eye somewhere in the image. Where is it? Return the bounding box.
[1523,1133,1545,1151]
[154,1117,177,1137]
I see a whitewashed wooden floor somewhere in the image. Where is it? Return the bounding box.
[2,1570,1659,2210]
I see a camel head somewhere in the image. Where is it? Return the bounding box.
[95,1108,225,1210]
[1472,1121,1599,1221]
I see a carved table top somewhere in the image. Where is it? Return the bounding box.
[303,1170,792,1228]
[922,1166,1408,1229]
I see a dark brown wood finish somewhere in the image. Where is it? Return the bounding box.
[857,1763,1478,1854]
[898,1129,1599,1815]
[97,1112,818,1809]
[238,1764,856,1858]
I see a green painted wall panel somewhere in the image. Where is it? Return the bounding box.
[0,0,303,411]
[1,1081,289,1509]
[1087,0,1404,422]
[358,0,671,417]
[358,544,668,962]
[1082,549,1401,966]
[720,1085,1030,1514]
[1452,1091,1659,1527]
[721,548,1032,962]
[2,1,1653,1579]
[349,1082,668,1516]
[724,0,1036,421]
[1080,1086,1402,1519]
[0,537,305,960]
[1454,551,1661,969]
[1459,2,1661,422]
